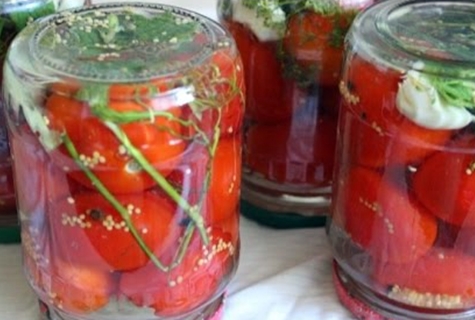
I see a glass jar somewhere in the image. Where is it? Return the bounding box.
[0,0,89,243]
[4,3,243,320]
[328,0,475,318]
[218,0,373,228]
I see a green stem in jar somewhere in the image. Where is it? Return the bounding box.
[170,223,197,269]
[104,121,209,245]
[61,133,168,272]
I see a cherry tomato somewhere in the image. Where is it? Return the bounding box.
[166,136,241,226]
[120,227,236,316]
[374,248,475,304]
[57,192,177,271]
[244,116,337,186]
[341,55,453,168]
[339,166,437,264]
[413,135,475,227]
[209,49,245,136]
[41,259,115,314]
[283,11,353,86]
[205,136,241,225]
[45,90,186,194]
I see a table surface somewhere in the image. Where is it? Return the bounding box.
[0,0,353,319]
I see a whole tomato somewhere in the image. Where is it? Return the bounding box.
[120,227,236,316]
[45,86,186,194]
[52,191,178,271]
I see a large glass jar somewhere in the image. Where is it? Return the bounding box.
[218,0,372,228]
[4,3,243,320]
[328,0,475,318]
[0,0,89,243]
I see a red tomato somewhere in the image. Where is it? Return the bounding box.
[244,116,337,186]
[283,11,352,86]
[40,259,115,314]
[340,55,453,168]
[413,135,475,227]
[209,49,245,136]
[205,136,241,225]
[45,92,186,194]
[57,192,177,271]
[227,21,297,123]
[10,125,83,221]
[48,194,114,271]
[166,136,241,226]
[120,227,236,316]
[374,248,475,303]
[339,166,437,264]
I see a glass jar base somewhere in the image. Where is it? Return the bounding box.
[240,174,330,228]
[0,224,21,243]
[39,293,225,320]
[333,261,475,320]
[240,200,327,229]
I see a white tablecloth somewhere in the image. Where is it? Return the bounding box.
[0,217,352,320]
[0,0,353,319]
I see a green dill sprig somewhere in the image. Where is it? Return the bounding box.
[242,0,287,35]
[44,8,201,77]
[429,76,475,109]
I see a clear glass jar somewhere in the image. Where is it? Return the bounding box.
[0,0,89,243]
[218,0,373,228]
[328,0,475,318]
[4,3,243,320]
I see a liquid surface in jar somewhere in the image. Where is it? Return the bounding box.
[4,3,243,318]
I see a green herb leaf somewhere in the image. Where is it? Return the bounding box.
[430,76,475,109]
[9,1,56,30]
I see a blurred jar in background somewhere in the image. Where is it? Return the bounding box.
[0,0,89,243]
[328,0,475,318]
[218,0,373,228]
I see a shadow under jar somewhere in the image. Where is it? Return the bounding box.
[327,0,475,319]
[0,0,88,243]
[218,0,373,228]
[3,3,244,320]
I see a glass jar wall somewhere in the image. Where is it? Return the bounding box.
[0,0,88,243]
[328,0,475,318]
[4,3,243,319]
[218,0,373,228]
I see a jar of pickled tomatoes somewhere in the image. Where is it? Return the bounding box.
[328,0,475,318]
[218,0,372,228]
[0,0,89,243]
[3,3,243,319]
